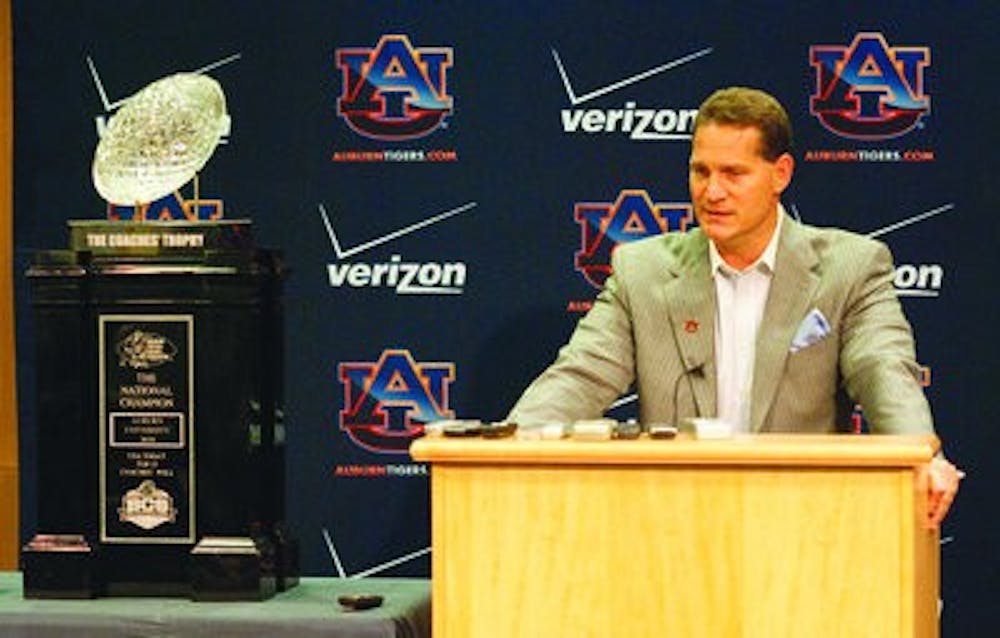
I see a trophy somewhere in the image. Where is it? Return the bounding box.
[92,71,230,207]
[23,71,295,600]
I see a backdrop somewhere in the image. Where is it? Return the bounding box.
[12,1,997,633]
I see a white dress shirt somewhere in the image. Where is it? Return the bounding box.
[709,209,784,431]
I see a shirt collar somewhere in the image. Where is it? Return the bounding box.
[708,204,784,277]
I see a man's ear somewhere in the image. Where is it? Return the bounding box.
[771,153,795,195]
[772,153,794,194]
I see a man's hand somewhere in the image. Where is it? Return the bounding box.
[926,456,963,529]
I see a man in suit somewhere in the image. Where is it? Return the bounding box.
[508,86,960,526]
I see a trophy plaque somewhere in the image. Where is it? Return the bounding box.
[22,72,296,600]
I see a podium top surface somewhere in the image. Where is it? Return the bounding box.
[410,432,939,468]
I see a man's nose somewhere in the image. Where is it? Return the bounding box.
[704,175,726,200]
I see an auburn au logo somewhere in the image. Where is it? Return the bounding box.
[336,35,454,141]
[107,191,223,221]
[339,349,455,453]
[575,190,692,289]
[810,32,930,140]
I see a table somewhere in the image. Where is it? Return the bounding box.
[0,572,430,638]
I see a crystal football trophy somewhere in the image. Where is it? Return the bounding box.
[23,72,295,600]
[92,72,230,207]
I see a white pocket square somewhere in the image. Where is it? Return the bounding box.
[790,308,830,353]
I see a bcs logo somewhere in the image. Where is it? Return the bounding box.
[810,32,930,140]
[339,349,455,453]
[575,190,692,288]
[336,35,454,141]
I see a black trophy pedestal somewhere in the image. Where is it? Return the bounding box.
[22,220,297,599]
[20,535,97,599]
[190,536,277,601]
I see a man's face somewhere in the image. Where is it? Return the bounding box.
[688,122,793,267]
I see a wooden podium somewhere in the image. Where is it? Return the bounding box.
[410,433,940,638]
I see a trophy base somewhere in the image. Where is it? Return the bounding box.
[190,536,277,601]
[25,221,293,602]
[21,534,98,599]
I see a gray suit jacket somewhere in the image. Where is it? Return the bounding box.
[508,217,933,434]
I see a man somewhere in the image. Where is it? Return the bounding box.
[508,87,960,526]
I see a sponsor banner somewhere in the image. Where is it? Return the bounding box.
[806,32,934,163]
[318,202,475,295]
[803,149,934,163]
[107,192,224,222]
[859,202,953,298]
[333,463,429,478]
[338,349,456,455]
[552,47,710,141]
[894,263,943,297]
[327,254,466,294]
[333,34,457,163]
[568,189,692,311]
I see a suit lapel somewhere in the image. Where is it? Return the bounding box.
[664,232,716,418]
[750,219,821,432]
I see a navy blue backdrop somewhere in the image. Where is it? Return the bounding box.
[12,1,998,633]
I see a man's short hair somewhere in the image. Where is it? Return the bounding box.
[693,87,793,161]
